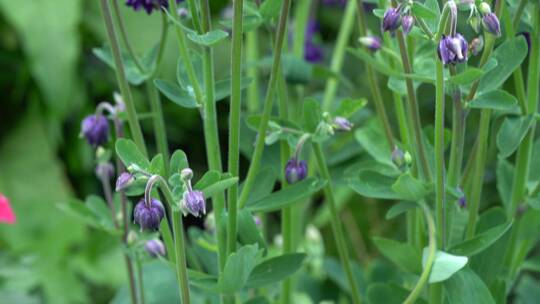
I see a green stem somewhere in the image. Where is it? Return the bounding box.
[404,205,437,304]
[136,258,145,304]
[226,0,245,258]
[354,0,395,148]
[446,67,464,188]
[112,0,145,72]
[238,0,292,209]
[246,30,260,113]
[197,0,227,273]
[512,0,527,29]
[146,82,170,171]
[312,143,361,304]
[321,1,355,110]
[99,0,147,156]
[185,0,202,33]
[434,59,446,250]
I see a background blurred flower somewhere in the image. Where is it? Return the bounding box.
[0,194,16,224]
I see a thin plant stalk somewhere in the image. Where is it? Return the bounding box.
[312,143,362,304]
[136,258,145,304]
[99,0,147,156]
[246,30,261,113]
[446,67,464,188]
[238,0,292,209]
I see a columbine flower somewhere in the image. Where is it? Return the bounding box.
[304,20,324,63]
[134,198,165,230]
[116,172,135,191]
[359,36,382,51]
[482,13,501,37]
[0,194,16,225]
[285,157,308,184]
[333,117,353,131]
[183,189,206,217]
[126,0,182,14]
[81,114,109,147]
[402,15,414,35]
[382,8,402,33]
[145,239,166,257]
[438,34,468,65]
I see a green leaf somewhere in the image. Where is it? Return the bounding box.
[334,98,368,118]
[348,170,400,200]
[259,0,281,20]
[154,79,198,109]
[246,253,306,288]
[57,199,102,230]
[391,173,428,201]
[201,177,239,198]
[149,154,165,177]
[187,29,229,46]
[246,178,327,213]
[522,255,540,272]
[496,115,534,158]
[302,98,322,133]
[169,149,189,174]
[443,268,495,304]
[355,119,394,166]
[237,210,267,251]
[373,237,422,273]
[93,45,157,86]
[449,222,512,256]
[496,158,514,208]
[448,68,484,85]
[324,257,365,295]
[478,36,528,93]
[468,90,518,111]
[115,139,151,171]
[424,249,468,283]
[242,167,277,206]
[177,53,203,91]
[193,170,221,190]
[218,244,261,293]
[411,2,437,19]
[386,201,419,220]
[373,8,385,18]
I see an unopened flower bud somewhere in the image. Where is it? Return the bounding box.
[95,162,114,180]
[180,168,193,181]
[204,212,216,231]
[253,215,262,227]
[113,92,125,113]
[116,172,135,191]
[402,15,414,35]
[306,225,322,243]
[359,36,382,51]
[469,36,484,56]
[81,114,109,147]
[391,146,406,169]
[145,239,166,257]
[469,16,482,33]
[482,13,501,37]
[134,198,165,230]
[478,2,491,14]
[127,230,138,245]
[177,7,189,18]
[183,190,206,217]
[285,157,308,184]
[382,8,402,33]
[333,117,353,131]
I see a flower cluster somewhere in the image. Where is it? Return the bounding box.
[382,6,414,35]
[468,2,501,37]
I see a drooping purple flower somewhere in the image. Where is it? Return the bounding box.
[95,162,115,180]
[482,13,501,37]
[438,34,468,65]
[183,189,206,217]
[402,15,414,35]
[145,239,166,257]
[81,114,109,147]
[116,172,135,191]
[304,20,324,63]
[359,36,382,51]
[333,117,353,131]
[134,198,165,230]
[126,0,182,14]
[285,158,308,184]
[382,8,402,33]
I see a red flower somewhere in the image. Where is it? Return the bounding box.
[0,194,16,224]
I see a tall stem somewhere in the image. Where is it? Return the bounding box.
[99,0,147,156]
[146,82,170,171]
[434,59,446,250]
[136,258,145,304]
[246,30,260,113]
[238,0,292,209]
[446,68,464,188]
[226,0,245,257]
[312,143,362,304]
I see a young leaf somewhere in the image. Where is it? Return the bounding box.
[245,178,327,213]
[259,0,281,21]
[468,90,518,111]
[93,45,157,86]
[496,115,534,158]
[334,98,368,118]
[443,268,495,304]
[200,175,239,198]
[449,221,512,256]
[218,244,261,293]
[391,173,428,201]
[242,167,277,206]
[302,98,322,133]
[193,170,221,190]
[115,138,151,171]
[237,210,267,251]
[448,68,484,85]
[150,154,165,177]
[154,79,198,109]
[386,201,419,219]
[424,249,468,283]
[169,149,189,174]
[373,237,422,273]
[411,2,437,19]
[245,253,306,288]
[187,29,229,46]
[348,170,401,200]
[355,119,394,166]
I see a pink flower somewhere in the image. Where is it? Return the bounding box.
[0,194,16,224]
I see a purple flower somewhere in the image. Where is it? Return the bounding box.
[145,239,166,257]
[391,146,405,168]
[116,172,135,191]
[134,198,165,230]
[359,36,382,51]
[81,114,109,147]
[469,36,484,56]
[304,21,323,63]
[333,117,353,131]
[482,13,501,37]
[382,8,402,33]
[126,0,182,14]
[402,15,414,35]
[438,34,468,65]
[285,158,308,184]
[95,162,114,180]
[183,189,206,217]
